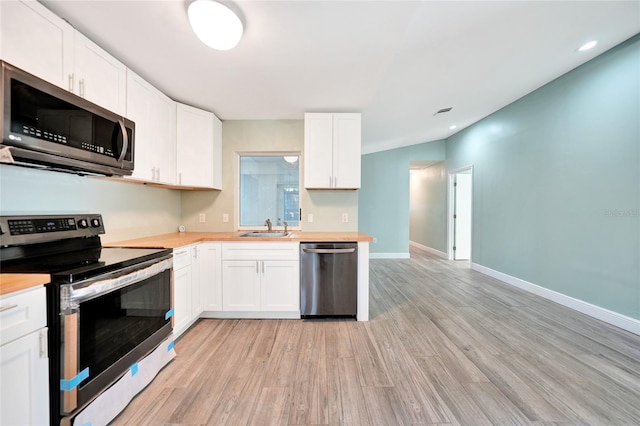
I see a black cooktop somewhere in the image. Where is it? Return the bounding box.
[1,239,171,283]
[0,214,172,283]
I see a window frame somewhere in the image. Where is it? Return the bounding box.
[235,151,302,231]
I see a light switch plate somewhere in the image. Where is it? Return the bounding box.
[199,213,206,223]
[307,213,314,223]
[223,213,229,223]
[342,213,349,223]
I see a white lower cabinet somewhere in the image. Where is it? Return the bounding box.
[222,260,261,311]
[172,246,194,338]
[0,286,49,426]
[221,242,300,316]
[199,242,222,312]
[261,261,300,311]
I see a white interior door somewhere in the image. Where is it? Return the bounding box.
[454,173,472,260]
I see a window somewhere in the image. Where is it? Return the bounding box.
[239,155,300,228]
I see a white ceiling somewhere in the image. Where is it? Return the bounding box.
[41,0,640,154]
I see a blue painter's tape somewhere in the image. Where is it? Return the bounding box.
[167,341,175,352]
[60,367,89,391]
[81,423,92,426]
[130,362,139,377]
[165,309,175,320]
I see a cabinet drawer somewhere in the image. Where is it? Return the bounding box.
[222,242,299,261]
[0,286,46,346]
[173,247,193,270]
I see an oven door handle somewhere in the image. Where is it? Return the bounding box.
[66,256,173,304]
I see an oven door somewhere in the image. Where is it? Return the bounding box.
[58,257,173,414]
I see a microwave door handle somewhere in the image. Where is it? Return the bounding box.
[116,119,128,162]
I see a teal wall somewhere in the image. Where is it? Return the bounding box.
[446,35,640,319]
[0,165,181,243]
[360,141,446,254]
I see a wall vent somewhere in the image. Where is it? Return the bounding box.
[434,107,453,115]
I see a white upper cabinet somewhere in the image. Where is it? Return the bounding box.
[176,103,222,189]
[0,1,126,116]
[72,32,127,116]
[0,0,73,89]
[126,69,176,185]
[304,113,361,189]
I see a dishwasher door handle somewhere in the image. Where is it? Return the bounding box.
[302,248,356,254]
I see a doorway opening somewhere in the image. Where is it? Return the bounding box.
[448,166,473,261]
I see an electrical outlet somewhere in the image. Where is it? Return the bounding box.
[307,213,314,223]
[342,213,349,223]
[222,213,229,223]
[199,213,206,223]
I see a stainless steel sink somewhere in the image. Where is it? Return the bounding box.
[240,231,290,238]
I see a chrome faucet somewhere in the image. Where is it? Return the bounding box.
[265,218,272,231]
[283,221,288,233]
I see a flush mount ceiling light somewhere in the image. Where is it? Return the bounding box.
[188,0,243,51]
[449,125,457,130]
[577,40,597,52]
[283,156,298,164]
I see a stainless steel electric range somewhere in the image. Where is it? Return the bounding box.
[0,214,173,426]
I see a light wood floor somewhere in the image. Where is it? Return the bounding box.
[112,247,640,425]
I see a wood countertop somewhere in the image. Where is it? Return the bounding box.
[105,231,373,249]
[0,274,50,296]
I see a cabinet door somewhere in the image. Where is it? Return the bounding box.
[333,113,361,189]
[152,92,177,185]
[212,114,223,190]
[222,261,260,311]
[304,113,334,189]
[0,329,49,426]
[173,266,192,337]
[126,70,176,184]
[125,70,155,181]
[73,31,126,116]
[176,103,214,187]
[190,246,202,318]
[199,243,222,312]
[0,0,73,89]
[261,261,300,312]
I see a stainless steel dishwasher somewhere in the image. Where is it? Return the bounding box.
[300,242,358,318]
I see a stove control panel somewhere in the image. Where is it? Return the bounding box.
[0,214,105,246]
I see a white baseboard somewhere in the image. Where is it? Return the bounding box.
[369,252,410,259]
[471,263,640,336]
[409,241,448,259]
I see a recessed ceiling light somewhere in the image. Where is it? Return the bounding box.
[449,125,457,130]
[188,0,243,51]
[577,40,597,52]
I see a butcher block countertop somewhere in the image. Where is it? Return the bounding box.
[0,274,50,295]
[105,231,373,249]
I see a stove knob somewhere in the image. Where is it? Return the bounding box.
[91,218,101,228]
[78,219,89,229]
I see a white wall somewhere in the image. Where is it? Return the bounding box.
[409,161,447,253]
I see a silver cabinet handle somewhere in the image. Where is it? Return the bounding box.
[178,172,182,185]
[255,261,259,274]
[157,168,160,181]
[302,248,356,254]
[68,73,74,92]
[39,329,48,358]
[0,303,18,312]
[174,249,188,256]
[329,176,332,187]
[262,261,265,274]
[334,176,337,187]
[79,78,85,98]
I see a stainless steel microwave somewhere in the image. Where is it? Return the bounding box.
[1,61,134,176]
